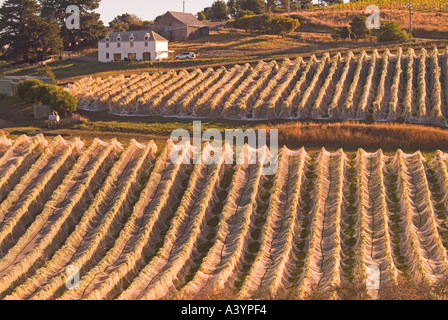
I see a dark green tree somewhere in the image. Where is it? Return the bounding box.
[323,0,343,4]
[331,27,341,40]
[250,14,271,33]
[203,7,214,20]
[211,0,229,21]
[0,0,62,62]
[227,0,241,18]
[39,0,107,50]
[235,9,255,19]
[197,11,206,21]
[15,79,44,103]
[38,64,57,84]
[350,15,371,39]
[109,13,144,31]
[378,21,412,42]
[16,79,77,114]
[240,0,266,14]
[340,26,351,39]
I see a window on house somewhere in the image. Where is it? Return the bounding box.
[117,42,121,48]
[106,53,110,59]
[143,52,151,61]
[130,42,134,48]
[128,53,136,61]
[144,42,148,47]
[106,43,109,48]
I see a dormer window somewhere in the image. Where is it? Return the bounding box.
[130,35,134,48]
[144,35,149,41]
[117,35,121,48]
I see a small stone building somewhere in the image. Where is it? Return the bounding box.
[151,11,209,41]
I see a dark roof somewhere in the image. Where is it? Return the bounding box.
[160,11,206,27]
[99,30,168,43]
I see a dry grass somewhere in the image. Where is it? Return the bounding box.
[259,121,448,152]
[290,9,448,39]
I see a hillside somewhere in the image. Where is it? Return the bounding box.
[0,135,447,299]
[293,9,448,39]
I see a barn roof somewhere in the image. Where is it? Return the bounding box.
[99,30,168,43]
[158,11,206,27]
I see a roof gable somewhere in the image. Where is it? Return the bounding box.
[155,11,206,27]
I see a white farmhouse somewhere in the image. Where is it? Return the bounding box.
[98,30,169,62]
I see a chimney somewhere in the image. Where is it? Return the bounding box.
[183,1,185,13]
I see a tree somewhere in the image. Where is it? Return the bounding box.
[340,26,351,39]
[235,15,252,31]
[211,0,229,21]
[250,14,271,33]
[40,0,107,50]
[350,15,371,39]
[39,64,57,84]
[0,0,62,62]
[299,0,313,8]
[16,79,77,114]
[227,0,241,17]
[240,0,266,14]
[197,11,206,21]
[331,27,341,40]
[323,0,343,4]
[269,16,300,35]
[109,13,144,31]
[47,88,77,114]
[378,21,412,42]
[203,7,214,20]
[235,9,255,19]
[15,79,44,103]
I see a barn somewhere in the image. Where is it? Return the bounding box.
[151,11,209,41]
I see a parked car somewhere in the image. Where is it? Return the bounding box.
[175,52,196,60]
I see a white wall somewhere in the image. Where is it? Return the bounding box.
[98,40,168,62]
[155,41,169,60]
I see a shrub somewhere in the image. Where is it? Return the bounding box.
[378,21,412,42]
[16,79,77,114]
[197,11,206,21]
[350,15,371,39]
[340,26,351,39]
[235,15,253,31]
[249,14,271,33]
[331,27,341,40]
[269,16,300,35]
[235,9,255,19]
[211,0,229,21]
[15,79,44,104]
[39,64,57,84]
[48,88,77,114]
